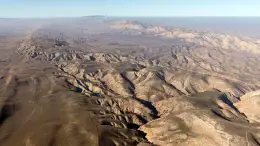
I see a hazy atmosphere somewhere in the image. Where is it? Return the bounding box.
[0,1,260,146]
[1,0,260,17]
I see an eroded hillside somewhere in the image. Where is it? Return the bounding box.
[0,19,260,146]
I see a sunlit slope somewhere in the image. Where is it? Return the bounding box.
[0,19,259,146]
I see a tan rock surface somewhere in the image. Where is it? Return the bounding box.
[0,18,260,146]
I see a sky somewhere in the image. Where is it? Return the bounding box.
[1,0,260,18]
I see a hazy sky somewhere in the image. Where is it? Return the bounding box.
[1,0,260,18]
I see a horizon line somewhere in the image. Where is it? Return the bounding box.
[0,15,260,19]
[1,15,260,19]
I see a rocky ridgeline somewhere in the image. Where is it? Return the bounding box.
[111,20,260,54]
[16,26,260,146]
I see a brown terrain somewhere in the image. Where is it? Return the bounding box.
[0,18,259,146]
